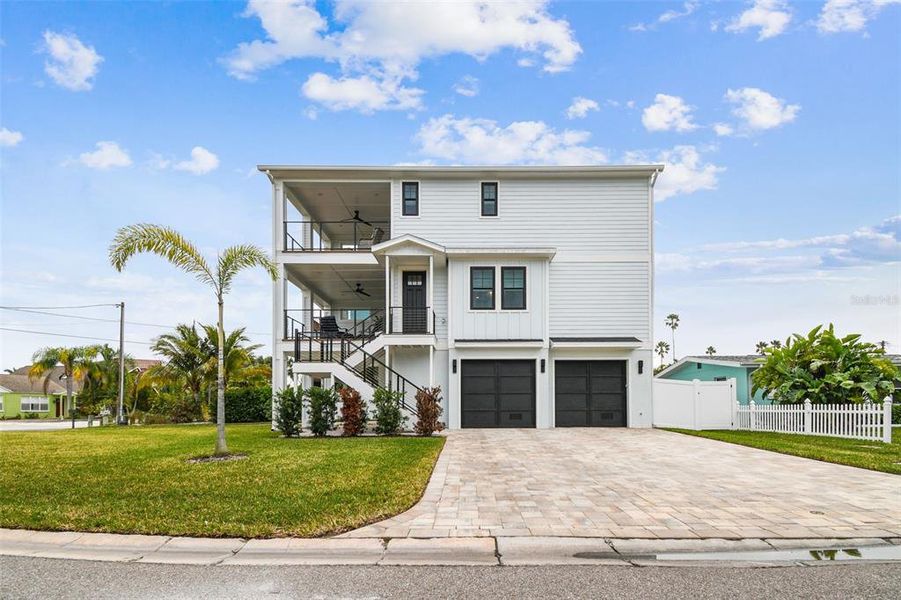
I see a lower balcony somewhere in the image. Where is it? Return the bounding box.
[284,307,435,341]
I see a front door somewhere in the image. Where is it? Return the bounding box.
[402,271,427,333]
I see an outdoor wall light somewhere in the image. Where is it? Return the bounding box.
[452,359,457,374]
[638,360,644,374]
[540,359,546,373]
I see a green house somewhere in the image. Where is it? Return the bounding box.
[655,355,769,405]
[0,374,69,419]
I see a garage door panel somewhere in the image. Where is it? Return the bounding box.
[555,360,627,427]
[461,360,535,429]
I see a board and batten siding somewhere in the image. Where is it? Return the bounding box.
[548,261,650,341]
[391,178,650,253]
[449,258,546,341]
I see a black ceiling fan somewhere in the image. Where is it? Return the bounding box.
[346,282,371,297]
[340,210,373,227]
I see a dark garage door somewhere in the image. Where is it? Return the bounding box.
[555,361,627,427]
[461,360,536,428]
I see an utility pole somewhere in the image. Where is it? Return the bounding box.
[117,301,127,425]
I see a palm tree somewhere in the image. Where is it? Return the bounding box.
[30,346,101,422]
[664,313,680,360]
[109,224,277,455]
[151,324,209,418]
[655,341,670,365]
[79,344,129,416]
[755,341,769,354]
[200,324,262,388]
[705,346,716,357]
[770,339,783,349]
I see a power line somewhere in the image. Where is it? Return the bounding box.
[0,303,120,310]
[0,327,154,345]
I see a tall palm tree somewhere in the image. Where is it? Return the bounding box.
[755,341,769,354]
[109,224,277,455]
[705,346,716,357]
[655,341,670,365]
[151,323,209,417]
[664,313,680,361]
[79,344,129,416]
[200,324,262,388]
[770,339,783,349]
[30,346,101,421]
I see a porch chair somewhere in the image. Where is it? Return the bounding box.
[358,227,385,249]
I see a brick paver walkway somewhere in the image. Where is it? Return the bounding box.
[342,429,901,539]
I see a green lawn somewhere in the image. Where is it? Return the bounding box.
[0,424,444,538]
[668,427,901,475]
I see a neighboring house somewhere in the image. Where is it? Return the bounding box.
[0,374,67,419]
[656,355,769,405]
[264,164,662,429]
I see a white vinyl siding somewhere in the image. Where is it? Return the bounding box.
[392,178,650,253]
[549,262,650,341]
[20,397,50,412]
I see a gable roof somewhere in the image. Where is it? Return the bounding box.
[656,355,763,378]
[0,374,67,395]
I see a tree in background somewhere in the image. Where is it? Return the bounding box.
[30,346,100,419]
[770,339,783,349]
[79,344,132,416]
[755,341,769,354]
[110,224,277,455]
[200,324,261,388]
[664,314,680,361]
[752,324,899,405]
[705,346,716,357]
[655,341,670,366]
[150,324,209,420]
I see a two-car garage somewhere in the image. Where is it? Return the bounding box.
[459,359,627,428]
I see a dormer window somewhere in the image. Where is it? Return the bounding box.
[481,182,498,216]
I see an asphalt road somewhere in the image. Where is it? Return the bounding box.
[0,420,96,432]
[2,556,900,599]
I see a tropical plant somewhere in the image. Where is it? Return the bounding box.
[110,224,277,455]
[199,324,262,388]
[339,386,367,436]
[664,313,680,360]
[414,387,444,436]
[705,346,716,357]
[755,341,769,354]
[274,385,304,437]
[30,346,101,419]
[751,324,899,405]
[654,341,670,365]
[770,339,783,349]
[150,324,209,421]
[372,387,407,435]
[306,386,338,436]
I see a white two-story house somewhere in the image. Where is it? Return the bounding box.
[263,165,661,429]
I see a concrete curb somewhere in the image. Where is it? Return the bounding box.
[1,529,898,567]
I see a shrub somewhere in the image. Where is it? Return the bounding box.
[142,413,172,425]
[893,402,901,425]
[752,325,900,405]
[274,386,304,437]
[306,386,338,437]
[339,387,367,436]
[372,387,407,435]
[223,386,272,423]
[414,387,444,436]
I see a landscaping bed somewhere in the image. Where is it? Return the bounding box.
[0,423,444,538]
[668,427,901,475]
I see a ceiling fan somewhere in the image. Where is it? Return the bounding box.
[340,210,373,227]
[342,282,371,297]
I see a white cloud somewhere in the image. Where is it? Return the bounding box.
[226,0,581,112]
[725,87,800,131]
[173,146,220,175]
[76,141,132,169]
[303,106,318,120]
[816,0,900,34]
[652,145,723,201]
[725,0,792,40]
[0,127,24,147]
[630,1,698,31]
[41,31,103,91]
[453,75,480,98]
[565,96,599,119]
[415,114,607,165]
[641,94,698,132]
[713,122,735,136]
[301,72,424,112]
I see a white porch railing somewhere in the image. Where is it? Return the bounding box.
[735,398,893,443]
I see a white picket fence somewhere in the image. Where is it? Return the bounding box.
[735,398,894,443]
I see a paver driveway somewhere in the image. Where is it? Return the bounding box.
[343,428,901,539]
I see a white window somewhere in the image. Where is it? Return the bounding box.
[20,397,49,412]
[0,397,4,412]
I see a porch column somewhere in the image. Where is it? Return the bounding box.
[428,254,434,334]
[385,255,391,333]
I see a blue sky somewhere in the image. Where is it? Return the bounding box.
[1,0,899,368]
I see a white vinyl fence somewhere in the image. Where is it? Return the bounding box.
[736,399,893,443]
[653,378,736,430]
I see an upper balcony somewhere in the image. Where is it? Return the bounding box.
[282,181,391,253]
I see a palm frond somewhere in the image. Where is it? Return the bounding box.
[217,244,277,295]
[109,224,215,288]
